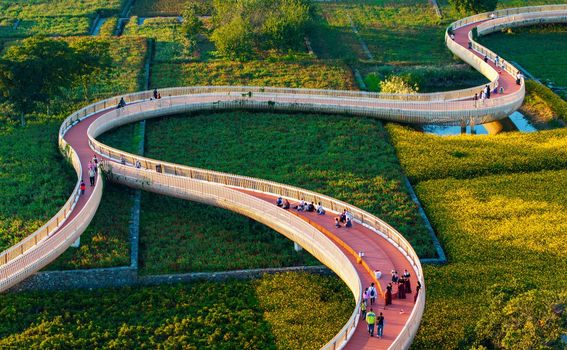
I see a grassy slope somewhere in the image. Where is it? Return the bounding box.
[0,272,353,350]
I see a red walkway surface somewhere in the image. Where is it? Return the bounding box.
[7,14,525,349]
[237,190,419,350]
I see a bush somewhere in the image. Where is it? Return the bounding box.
[523,80,567,123]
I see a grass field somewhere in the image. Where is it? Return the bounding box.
[310,1,449,65]
[413,170,567,349]
[0,121,75,253]
[387,124,567,183]
[151,59,355,90]
[123,16,195,62]
[135,111,435,267]
[386,121,567,348]
[480,25,567,89]
[0,272,353,350]
[131,0,194,16]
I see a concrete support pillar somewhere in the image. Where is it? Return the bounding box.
[71,237,80,248]
[294,242,303,252]
[460,120,467,134]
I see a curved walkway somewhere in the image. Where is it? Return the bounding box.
[2,5,567,350]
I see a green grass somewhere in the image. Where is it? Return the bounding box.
[387,124,567,183]
[412,170,567,349]
[138,192,319,274]
[131,112,435,270]
[0,121,75,252]
[480,25,567,88]
[123,16,195,63]
[131,0,195,16]
[0,0,122,18]
[0,272,353,350]
[151,59,355,90]
[311,1,449,64]
[0,16,92,37]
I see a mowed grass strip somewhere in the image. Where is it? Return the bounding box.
[0,272,353,350]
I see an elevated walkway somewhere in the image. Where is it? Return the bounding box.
[2,5,567,349]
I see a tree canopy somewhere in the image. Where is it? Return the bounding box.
[449,0,499,15]
[0,36,110,124]
[210,0,311,60]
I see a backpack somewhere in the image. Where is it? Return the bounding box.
[370,288,376,297]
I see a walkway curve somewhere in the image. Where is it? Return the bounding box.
[2,5,567,350]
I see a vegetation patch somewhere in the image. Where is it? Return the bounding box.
[480,25,567,89]
[412,170,567,349]
[133,112,435,264]
[138,191,319,274]
[387,123,567,183]
[0,272,353,350]
[0,121,75,252]
[521,80,567,124]
[131,0,196,16]
[151,59,355,90]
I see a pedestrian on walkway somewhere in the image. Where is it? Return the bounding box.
[89,167,96,186]
[369,283,377,305]
[484,55,488,63]
[92,154,99,173]
[363,288,369,305]
[474,93,478,108]
[377,312,385,339]
[366,308,376,337]
[414,281,422,303]
[153,88,158,99]
[80,180,86,195]
[360,300,367,320]
[385,283,393,306]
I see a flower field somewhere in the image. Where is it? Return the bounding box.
[412,170,567,349]
[387,124,567,183]
[387,117,567,348]
[0,272,353,350]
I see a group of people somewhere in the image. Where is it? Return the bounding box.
[473,83,502,106]
[276,197,328,216]
[80,154,100,195]
[335,208,353,228]
[361,282,383,337]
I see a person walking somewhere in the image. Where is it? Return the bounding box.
[376,312,385,339]
[385,283,393,306]
[80,180,86,195]
[414,281,422,303]
[92,154,99,173]
[89,167,96,186]
[153,88,158,99]
[369,283,377,305]
[474,93,478,108]
[360,300,367,320]
[363,288,369,306]
[366,308,376,337]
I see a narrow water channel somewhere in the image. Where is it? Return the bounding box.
[422,111,536,136]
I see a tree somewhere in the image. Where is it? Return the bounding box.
[210,0,312,60]
[449,0,498,15]
[0,37,77,125]
[0,36,110,125]
[210,16,254,61]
